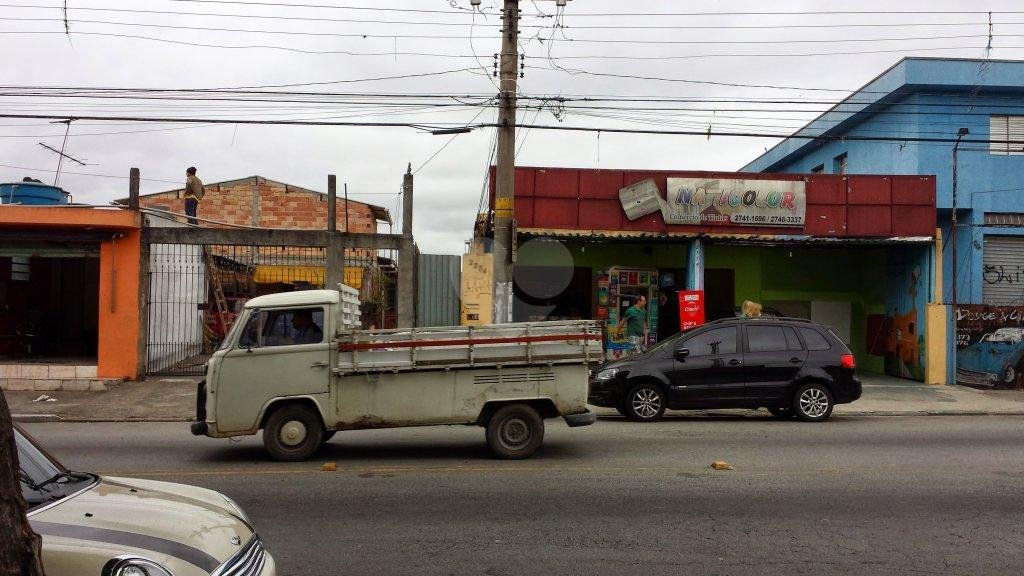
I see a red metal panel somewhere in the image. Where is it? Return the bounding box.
[804,205,847,236]
[847,176,892,205]
[534,168,580,198]
[623,171,667,193]
[532,197,578,229]
[514,197,534,227]
[891,175,936,206]
[805,175,847,205]
[892,205,936,237]
[577,199,621,230]
[620,211,666,233]
[515,167,536,197]
[579,170,625,199]
[847,205,892,236]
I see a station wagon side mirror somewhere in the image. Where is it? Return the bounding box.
[674,348,690,361]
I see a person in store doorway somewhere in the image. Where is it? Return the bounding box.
[617,295,648,355]
[184,166,205,225]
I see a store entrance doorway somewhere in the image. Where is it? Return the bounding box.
[704,268,736,321]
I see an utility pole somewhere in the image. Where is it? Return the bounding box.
[491,0,520,324]
[951,127,969,357]
[397,164,416,328]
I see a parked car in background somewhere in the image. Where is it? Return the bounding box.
[17,424,275,576]
[588,317,861,422]
[956,327,1024,389]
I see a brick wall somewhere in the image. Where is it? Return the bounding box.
[138,176,378,233]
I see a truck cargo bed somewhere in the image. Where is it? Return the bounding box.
[335,320,602,374]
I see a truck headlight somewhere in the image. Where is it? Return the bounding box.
[221,493,251,524]
[104,557,173,576]
[595,368,620,381]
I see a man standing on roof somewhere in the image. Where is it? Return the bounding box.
[184,166,205,226]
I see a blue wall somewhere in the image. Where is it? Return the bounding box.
[742,58,1024,384]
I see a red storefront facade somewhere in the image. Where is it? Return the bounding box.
[486,167,939,380]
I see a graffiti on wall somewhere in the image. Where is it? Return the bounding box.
[881,256,926,382]
[955,304,1024,390]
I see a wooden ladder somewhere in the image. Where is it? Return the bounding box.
[202,246,229,338]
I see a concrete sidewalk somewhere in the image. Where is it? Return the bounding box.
[5,374,1024,423]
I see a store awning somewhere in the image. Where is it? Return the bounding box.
[517,227,933,246]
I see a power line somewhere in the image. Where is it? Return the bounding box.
[2,112,1021,146]
[164,0,486,15]
[1,19,1001,45]
[5,10,1021,30]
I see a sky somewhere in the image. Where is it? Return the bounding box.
[3,0,1024,254]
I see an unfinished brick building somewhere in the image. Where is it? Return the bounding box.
[132,175,391,233]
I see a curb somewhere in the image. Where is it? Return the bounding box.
[14,416,191,423]
[12,414,62,423]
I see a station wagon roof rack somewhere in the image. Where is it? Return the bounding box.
[706,316,816,325]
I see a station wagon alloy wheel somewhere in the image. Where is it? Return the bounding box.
[624,384,666,422]
[793,382,834,422]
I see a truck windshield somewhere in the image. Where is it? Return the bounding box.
[218,309,251,351]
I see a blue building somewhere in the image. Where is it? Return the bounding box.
[743,57,1024,386]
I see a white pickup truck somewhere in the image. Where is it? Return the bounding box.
[191,290,600,460]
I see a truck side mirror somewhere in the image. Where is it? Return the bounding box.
[674,348,690,361]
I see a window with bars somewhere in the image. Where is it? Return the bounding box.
[833,153,848,174]
[989,115,1024,155]
[10,257,29,281]
[984,213,1024,227]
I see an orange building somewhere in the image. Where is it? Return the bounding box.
[0,205,143,389]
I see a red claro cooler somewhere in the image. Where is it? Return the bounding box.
[678,290,705,331]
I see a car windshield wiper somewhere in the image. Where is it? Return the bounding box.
[27,471,90,491]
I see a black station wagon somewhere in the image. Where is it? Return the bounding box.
[588,317,862,422]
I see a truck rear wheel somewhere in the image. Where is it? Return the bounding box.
[485,404,544,459]
[263,404,324,461]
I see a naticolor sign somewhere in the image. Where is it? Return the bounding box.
[619,177,806,227]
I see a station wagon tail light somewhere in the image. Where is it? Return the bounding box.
[841,354,856,370]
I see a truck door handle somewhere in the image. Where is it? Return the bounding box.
[310,362,329,369]
[728,359,742,366]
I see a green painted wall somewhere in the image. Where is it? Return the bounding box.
[705,245,887,373]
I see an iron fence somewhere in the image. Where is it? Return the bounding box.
[146,243,393,376]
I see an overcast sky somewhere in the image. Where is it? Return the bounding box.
[3,0,1024,253]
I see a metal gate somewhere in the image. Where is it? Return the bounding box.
[983,235,1024,305]
[145,243,392,376]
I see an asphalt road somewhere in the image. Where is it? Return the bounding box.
[23,415,1024,576]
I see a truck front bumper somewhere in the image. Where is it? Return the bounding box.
[563,409,597,427]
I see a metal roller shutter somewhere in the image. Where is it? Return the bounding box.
[982,235,1024,304]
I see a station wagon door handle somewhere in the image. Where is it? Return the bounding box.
[789,358,802,363]
[728,359,742,366]
[310,362,329,369]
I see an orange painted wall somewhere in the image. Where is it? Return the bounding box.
[97,229,142,380]
[1,206,143,379]
[0,206,139,229]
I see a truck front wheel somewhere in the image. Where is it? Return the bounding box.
[485,404,545,459]
[263,404,325,461]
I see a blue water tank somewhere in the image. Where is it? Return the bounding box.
[0,182,71,205]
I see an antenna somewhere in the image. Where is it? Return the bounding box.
[38,119,84,186]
